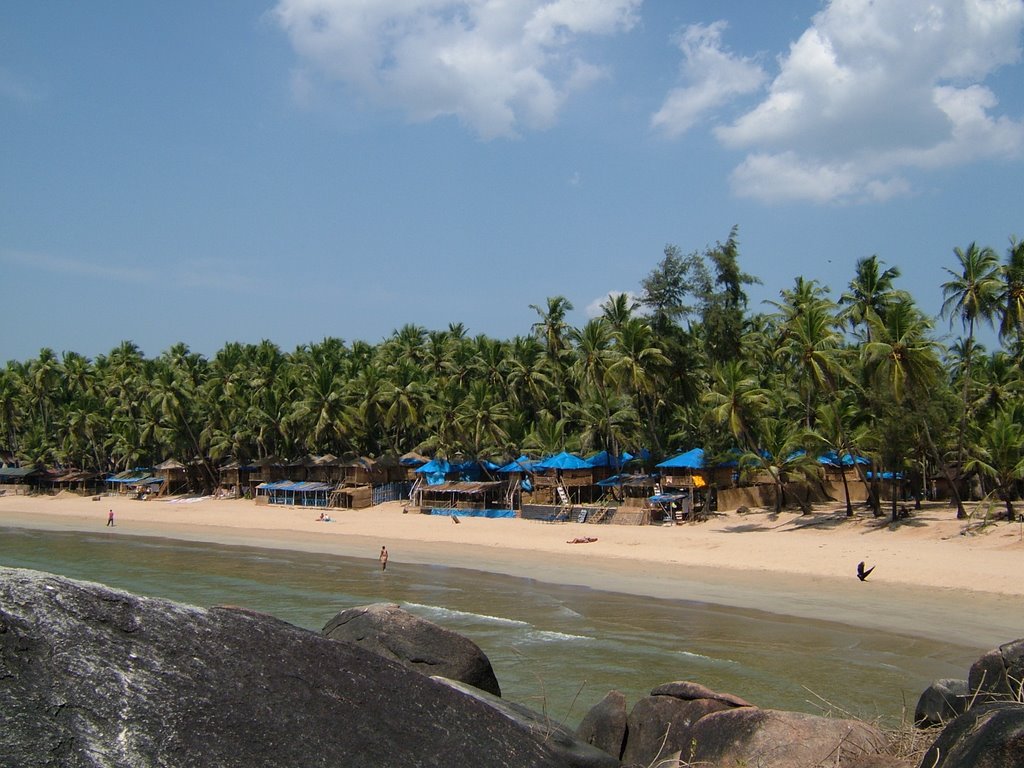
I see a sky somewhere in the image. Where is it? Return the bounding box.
[2,0,1023,363]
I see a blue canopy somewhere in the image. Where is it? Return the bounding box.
[818,451,870,467]
[415,458,451,475]
[498,455,535,473]
[656,448,705,470]
[533,451,591,471]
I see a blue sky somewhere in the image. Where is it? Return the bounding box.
[2,0,1022,362]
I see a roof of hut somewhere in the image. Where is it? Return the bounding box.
[656,449,705,470]
[533,452,591,471]
[155,459,186,471]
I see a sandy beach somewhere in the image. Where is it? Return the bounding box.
[2,492,1022,649]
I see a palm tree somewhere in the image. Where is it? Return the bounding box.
[998,236,1024,355]
[941,242,1001,470]
[838,255,903,342]
[964,408,1024,522]
[701,360,770,451]
[741,415,822,514]
[863,299,956,520]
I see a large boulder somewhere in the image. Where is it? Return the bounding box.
[915,678,971,727]
[919,703,1024,768]
[619,680,886,768]
[323,602,501,696]
[685,707,888,768]
[576,690,628,760]
[968,638,1024,704]
[437,678,619,768]
[0,568,614,768]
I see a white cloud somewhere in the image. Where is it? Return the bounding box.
[662,0,1024,204]
[274,0,640,139]
[651,21,767,139]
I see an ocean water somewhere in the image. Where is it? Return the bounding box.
[0,525,978,727]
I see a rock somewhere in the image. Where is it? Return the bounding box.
[322,602,502,696]
[650,680,754,708]
[919,703,1024,768]
[685,707,888,768]
[968,638,1024,704]
[0,567,612,768]
[436,678,620,768]
[620,682,886,768]
[915,678,970,727]
[621,693,734,765]
[575,690,628,760]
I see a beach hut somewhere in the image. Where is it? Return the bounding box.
[255,480,332,508]
[529,452,600,507]
[154,459,189,496]
[249,456,288,490]
[217,461,256,498]
[413,480,511,518]
[0,464,43,494]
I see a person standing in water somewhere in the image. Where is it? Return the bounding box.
[379,546,388,571]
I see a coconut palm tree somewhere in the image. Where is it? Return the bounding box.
[863,299,957,520]
[941,242,1001,469]
[838,255,904,342]
[702,359,770,452]
[998,236,1024,355]
[964,408,1024,522]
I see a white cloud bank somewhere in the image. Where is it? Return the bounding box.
[655,0,1024,204]
[274,0,640,139]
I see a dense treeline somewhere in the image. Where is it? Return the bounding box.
[2,228,1022,519]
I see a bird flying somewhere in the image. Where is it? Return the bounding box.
[857,561,875,581]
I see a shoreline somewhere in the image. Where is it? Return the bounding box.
[1,493,1022,649]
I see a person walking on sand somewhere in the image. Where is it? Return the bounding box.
[106,509,114,527]
[379,546,388,572]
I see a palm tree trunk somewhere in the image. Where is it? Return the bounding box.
[839,459,854,517]
[920,420,968,519]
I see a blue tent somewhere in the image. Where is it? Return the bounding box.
[818,451,870,468]
[415,458,451,486]
[586,450,618,468]
[656,448,705,470]
[497,455,535,473]
[533,451,591,471]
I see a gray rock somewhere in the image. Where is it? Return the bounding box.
[621,694,732,766]
[323,601,502,696]
[650,680,753,708]
[0,567,610,768]
[575,690,628,760]
[685,707,888,768]
[619,682,886,768]
[915,678,970,727]
[919,703,1024,768]
[968,638,1024,704]
[436,678,620,768]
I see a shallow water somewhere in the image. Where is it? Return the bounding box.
[0,525,978,726]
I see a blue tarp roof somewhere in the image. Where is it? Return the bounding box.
[649,492,687,503]
[415,458,451,475]
[106,473,152,484]
[656,448,705,469]
[257,481,332,491]
[497,455,535,473]
[533,451,592,471]
[818,451,870,467]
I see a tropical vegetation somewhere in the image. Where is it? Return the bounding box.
[2,228,1022,520]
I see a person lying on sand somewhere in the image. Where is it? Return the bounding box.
[567,537,598,544]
